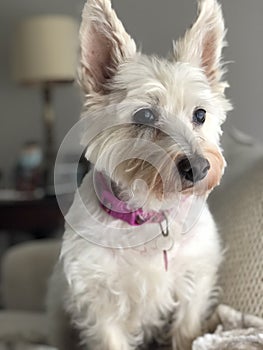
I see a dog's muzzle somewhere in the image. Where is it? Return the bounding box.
[177,155,210,183]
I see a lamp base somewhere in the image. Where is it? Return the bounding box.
[42,83,56,195]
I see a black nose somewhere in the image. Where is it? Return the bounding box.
[177,156,210,183]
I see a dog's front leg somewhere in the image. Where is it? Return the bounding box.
[171,309,200,350]
[68,293,136,350]
[170,270,219,350]
[80,323,133,350]
[171,327,196,350]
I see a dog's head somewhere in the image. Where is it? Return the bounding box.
[79,0,232,210]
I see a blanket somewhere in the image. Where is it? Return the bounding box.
[193,305,263,350]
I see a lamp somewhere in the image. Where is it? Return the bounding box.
[12,15,78,192]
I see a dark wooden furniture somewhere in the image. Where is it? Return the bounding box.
[0,194,64,240]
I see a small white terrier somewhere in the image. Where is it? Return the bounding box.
[48,0,232,349]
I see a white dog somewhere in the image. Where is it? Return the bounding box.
[48,0,232,349]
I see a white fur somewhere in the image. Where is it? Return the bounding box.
[49,172,222,349]
[48,0,231,349]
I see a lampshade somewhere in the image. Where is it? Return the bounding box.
[12,15,79,84]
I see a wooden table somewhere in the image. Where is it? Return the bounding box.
[0,193,64,241]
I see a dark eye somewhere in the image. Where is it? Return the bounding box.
[133,108,158,125]
[193,108,206,125]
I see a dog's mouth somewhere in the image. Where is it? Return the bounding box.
[109,154,211,204]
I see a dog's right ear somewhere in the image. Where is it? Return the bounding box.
[173,0,227,92]
[78,0,137,94]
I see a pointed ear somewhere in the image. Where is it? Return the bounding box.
[173,0,226,90]
[78,0,137,94]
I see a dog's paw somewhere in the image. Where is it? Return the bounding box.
[171,332,194,350]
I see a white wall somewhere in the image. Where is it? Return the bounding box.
[1,0,263,185]
[221,0,263,141]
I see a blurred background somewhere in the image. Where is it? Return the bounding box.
[0,0,262,349]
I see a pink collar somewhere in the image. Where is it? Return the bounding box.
[95,172,168,227]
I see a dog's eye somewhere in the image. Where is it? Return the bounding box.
[133,108,158,125]
[193,108,206,125]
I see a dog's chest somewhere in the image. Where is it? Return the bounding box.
[111,244,194,324]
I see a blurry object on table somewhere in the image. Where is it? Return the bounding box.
[15,141,44,192]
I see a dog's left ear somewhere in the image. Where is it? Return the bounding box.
[173,0,226,91]
[79,0,137,95]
